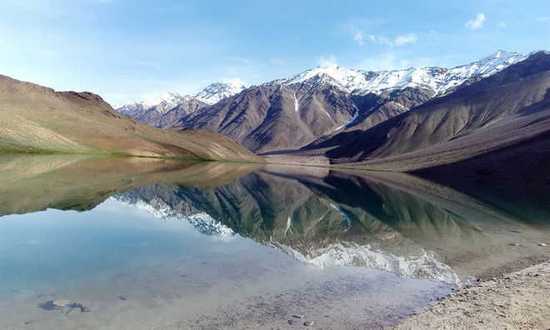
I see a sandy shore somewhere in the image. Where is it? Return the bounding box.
[395,261,550,330]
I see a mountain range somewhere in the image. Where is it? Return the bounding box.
[116,81,245,128]
[110,49,550,176]
[2,49,549,176]
[300,51,550,171]
[116,50,527,153]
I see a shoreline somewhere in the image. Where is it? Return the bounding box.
[394,260,550,330]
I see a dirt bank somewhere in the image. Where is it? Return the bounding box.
[395,261,550,330]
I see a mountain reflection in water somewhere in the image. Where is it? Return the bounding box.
[1,156,550,329]
[109,165,550,284]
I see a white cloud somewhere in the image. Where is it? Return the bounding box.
[318,55,338,68]
[465,13,486,30]
[353,31,365,46]
[394,34,418,46]
[226,56,251,65]
[222,77,246,87]
[269,58,287,66]
[359,52,435,71]
[352,31,417,47]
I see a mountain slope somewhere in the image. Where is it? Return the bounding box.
[178,83,358,152]
[178,51,525,153]
[301,52,550,171]
[0,74,259,161]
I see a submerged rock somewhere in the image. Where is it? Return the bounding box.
[39,299,90,314]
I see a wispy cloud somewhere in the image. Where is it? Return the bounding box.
[394,34,418,46]
[352,31,417,47]
[318,55,338,68]
[353,31,365,46]
[222,77,246,87]
[465,13,486,30]
[536,17,550,22]
[269,57,287,66]
[359,52,435,71]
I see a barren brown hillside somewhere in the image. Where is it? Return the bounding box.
[0,75,259,162]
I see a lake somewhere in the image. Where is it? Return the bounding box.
[0,155,549,329]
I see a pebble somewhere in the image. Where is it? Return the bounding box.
[539,243,548,247]
[509,243,521,247]
[304,321,315,326]
[288,320,294,325]
[291,314,304,319]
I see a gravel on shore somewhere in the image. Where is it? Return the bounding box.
[395,261,550,330]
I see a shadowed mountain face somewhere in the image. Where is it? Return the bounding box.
[0,75,259,161]
[4,156,549,282]
[178,84,356,153]
[177,84,435,153]
[302,52,550,171]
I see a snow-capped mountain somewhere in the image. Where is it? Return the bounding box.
[118,50,524,121]
[116,50,531,153]
[282,50,526,96]
[195,81,246,105]
[115,93,206,128]
[115,82,246,127]
[117,92,194,117]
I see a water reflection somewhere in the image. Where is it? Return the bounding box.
[1,156,549,282]
[109,165,550,283]
[0,156,549,329]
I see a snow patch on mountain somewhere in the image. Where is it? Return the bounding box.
[195,80,246,105]
[282,50,526,96]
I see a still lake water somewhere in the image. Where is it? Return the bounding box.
[0,156,549,329]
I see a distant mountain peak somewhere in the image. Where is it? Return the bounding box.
[116,80,246,125]
[195,80,246,105]
[141,92,194,113]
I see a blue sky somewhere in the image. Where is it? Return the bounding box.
[1,0,549,106]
